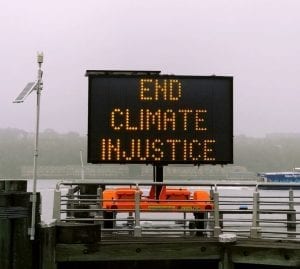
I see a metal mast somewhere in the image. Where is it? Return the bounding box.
[29,52,43,240]
[13,52,44,240]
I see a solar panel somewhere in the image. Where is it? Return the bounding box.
[13,81,37,103]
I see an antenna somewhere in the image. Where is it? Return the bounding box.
[13,52,44,241]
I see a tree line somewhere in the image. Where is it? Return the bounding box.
[0,128,85,178]
[0,128,299,178]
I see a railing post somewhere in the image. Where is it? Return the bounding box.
[287,189,296,230]
[213,186,221,237]
[289,189,295,211]
[94,187,103,226]
[183,212,187,236]
[67,188,74,219]
[52,186,61,222]
[134,185,142,237]
[127,212,134,236]
[250,188,261,238]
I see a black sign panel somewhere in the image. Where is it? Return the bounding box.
[87,71,233,164]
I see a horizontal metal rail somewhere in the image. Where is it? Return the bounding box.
[52,180,300,241]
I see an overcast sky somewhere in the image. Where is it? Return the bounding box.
[1,0,300,137]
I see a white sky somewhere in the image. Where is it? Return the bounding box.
[1,0,300,137]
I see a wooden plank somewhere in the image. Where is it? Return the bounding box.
[56,241,221,262]
[233,239,300,249]
[231,244,300,267]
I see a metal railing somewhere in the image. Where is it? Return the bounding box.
[52,180,300,241]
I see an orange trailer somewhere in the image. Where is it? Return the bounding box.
[102,185,213,213]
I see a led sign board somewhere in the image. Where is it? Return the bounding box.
[86,71,233,164]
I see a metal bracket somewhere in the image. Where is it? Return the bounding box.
[30,194,37,203]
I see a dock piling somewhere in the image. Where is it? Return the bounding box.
[0,180,40,269]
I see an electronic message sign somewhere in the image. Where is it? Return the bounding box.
[86,71,233,165]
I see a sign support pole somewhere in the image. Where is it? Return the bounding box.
[153,165,164,199]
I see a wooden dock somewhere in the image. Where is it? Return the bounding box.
[40,224,300,269]
[1,180,300,269]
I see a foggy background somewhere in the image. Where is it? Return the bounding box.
[1,0,300,137]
